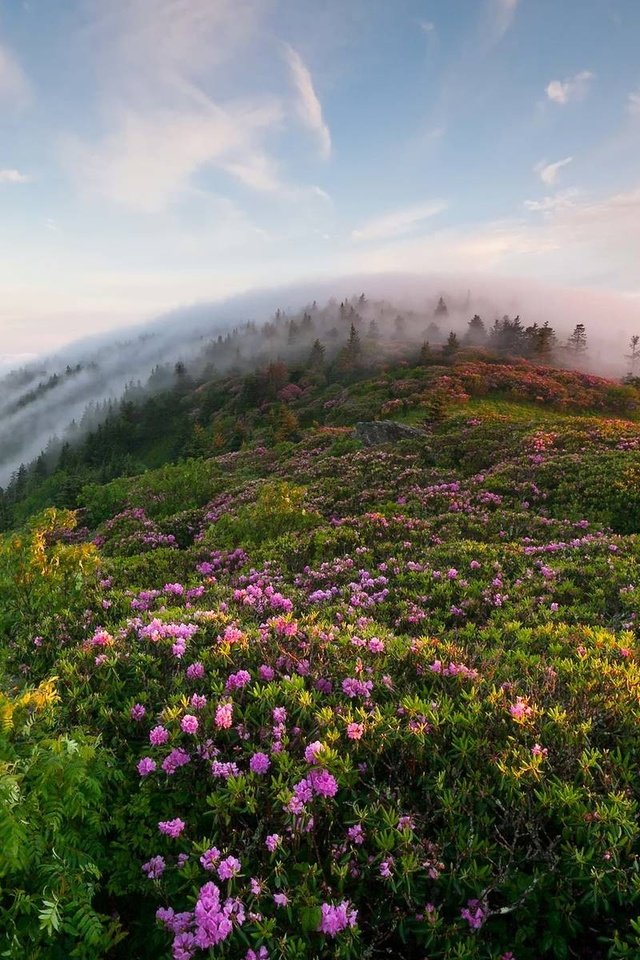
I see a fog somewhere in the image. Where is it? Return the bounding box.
[1,272,638,488]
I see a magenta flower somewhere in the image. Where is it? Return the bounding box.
[158,817,186,838]
[265,834,281,852]
[304,741,324,763]
[249,752,271,775]
[273,892,289,907]
[181,714,199,735]
[150,725,169,746]
[130,703,146,720]
[161,747,190,775]
[186,662,205,680]
[217,856,241,880]
[461,899,486,930]
[200,847,221,871]
[308,769,338,797]
[318,900,358,937]
[137,757,156,776]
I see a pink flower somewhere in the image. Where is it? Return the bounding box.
[461,899,486,930]
[137,757,156,776]
[186,662,205,679]
[346,722,364,741]
[150,725,169,746]
[215,702,233,729]
[304,741,324,763]
[265,834,281,852]
[509,698,533,721]
[158,817,186,838]
[273,892,289,907]
[181,714,199,735]
[318,901,358,937]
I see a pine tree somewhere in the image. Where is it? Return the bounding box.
[567,323,588,356]
[308,339,326,369]
[464,314,487,346]
[419,341,433,364]
[442,331,460,359]
[626,335,640,376]
[434,296,448,318]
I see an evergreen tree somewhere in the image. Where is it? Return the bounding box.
[442,331,460,359]
[464,314,487,346]
[308,339,326,369]
[419,341,433,364]
[566,323,588,357]
[626,335,640,376]
[434,296,448,318]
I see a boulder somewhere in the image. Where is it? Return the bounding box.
[354,420,429,446]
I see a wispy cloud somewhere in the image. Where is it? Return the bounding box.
[0,39,31,108]
[535,156,573,186]
[491,0,520,44]
[524,189,579,212]
[546,70,594,105]
[352,201,446,242]
[628,90,640,116]
[0,168,31,184]
[283,44,331,160]
[62,0,289,211]
[419,20,436,35]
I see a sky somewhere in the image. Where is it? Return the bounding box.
[1,0,640,359]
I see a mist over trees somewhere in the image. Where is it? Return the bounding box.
[1,282,639,530]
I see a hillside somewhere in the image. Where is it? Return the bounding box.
[2,347,640,959]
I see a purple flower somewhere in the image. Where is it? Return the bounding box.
[273,892,289,907]
[158,818,186,838]
[186,662,205,680]
[181,714,199,735]
[217,856,241,880]
[162,747,190,775]
[150,725,169,746]
[249,752,271,775]
[137,756,156,776]
[259,664,275,681]
[190,694,207,710]
[308,769,338,798]
[304,741,324,763]
[130,703,146,720]
[226,670,251,691]
[200,847,221,871]
[461,899,486,930]
[318,901,358,937]
[142,855,165,878]
[265,834,281,852]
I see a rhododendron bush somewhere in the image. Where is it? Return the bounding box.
[2,384,640,959]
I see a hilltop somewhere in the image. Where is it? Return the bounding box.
[2,330,640,958]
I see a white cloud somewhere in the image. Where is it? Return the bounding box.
[524,189,579,212]
[0,168,31,184]
[0,41,30,108]
[628,90,640,116]
[352,201,446,242]
[419,20,435,34]
[546,70,594,105]
[492,0,519,42]
[63,0,293,210]
[347,186,640,294]
[283,44,331,160]
[535,156,573,186]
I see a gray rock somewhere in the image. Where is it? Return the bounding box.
[354,420,429,446]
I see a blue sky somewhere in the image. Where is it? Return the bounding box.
[1,0,639,356]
